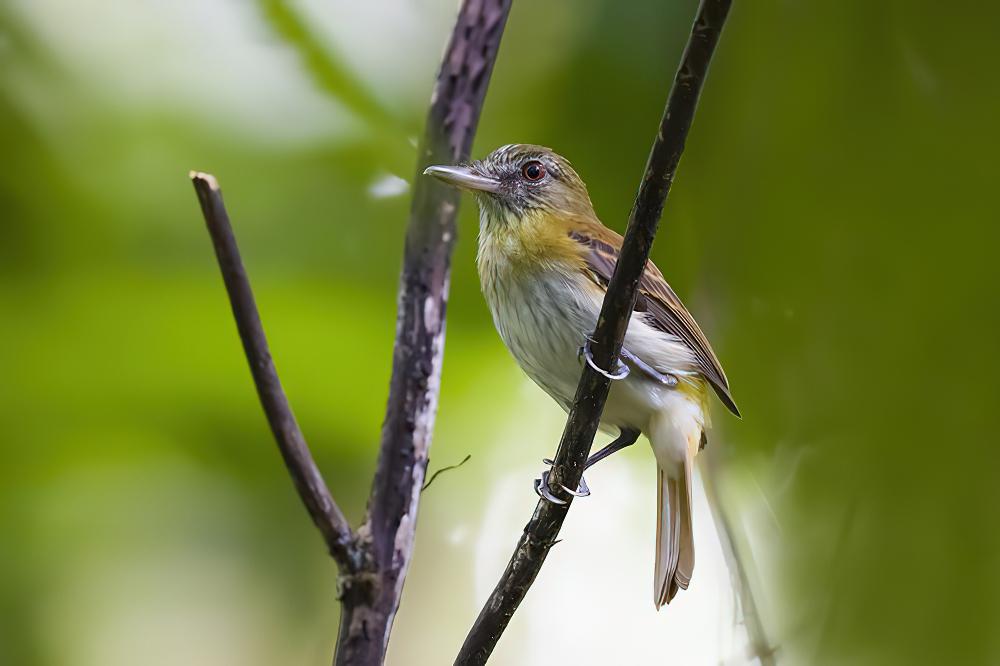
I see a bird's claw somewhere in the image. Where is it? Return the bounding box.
[563,475,591,497]
[534,460,591,504]
[578,338,629,381]
[534,471,567,504]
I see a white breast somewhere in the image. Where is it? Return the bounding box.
[481,264,699,433]
[483,267,592,411]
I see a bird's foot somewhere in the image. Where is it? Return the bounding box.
[534,458,590,505]
[577,338,629,381]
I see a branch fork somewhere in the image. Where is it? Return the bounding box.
[190,1,512,664]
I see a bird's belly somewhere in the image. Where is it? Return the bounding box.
[484,270,686,432]
[485,271,590,411]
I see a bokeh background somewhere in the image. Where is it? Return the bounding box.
[2,0,998,664]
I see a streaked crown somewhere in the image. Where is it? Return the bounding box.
[471,144,592,215]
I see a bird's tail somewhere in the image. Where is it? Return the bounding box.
[651,418,697,608]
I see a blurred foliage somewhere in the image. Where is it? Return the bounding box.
[1,0,998,664]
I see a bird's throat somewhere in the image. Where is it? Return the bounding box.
[476,206,588,277]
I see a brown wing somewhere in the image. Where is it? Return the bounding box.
[569,228,740,417]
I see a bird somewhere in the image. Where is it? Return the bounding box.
[424,144,739,608]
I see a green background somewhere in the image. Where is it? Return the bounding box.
[2,0,997,664]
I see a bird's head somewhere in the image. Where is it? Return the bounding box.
[424,144,595,229]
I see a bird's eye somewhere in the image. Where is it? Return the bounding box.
[521,160,546,182]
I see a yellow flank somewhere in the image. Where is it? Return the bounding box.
[677,376,710,416]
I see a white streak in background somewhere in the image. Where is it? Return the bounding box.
[368,172,410,199]
[7,0,354,142]
[474,399,760,665]
[750,472,783,536]
[296,0,456,109]
[448,524,470,546]
[897,35,939,96]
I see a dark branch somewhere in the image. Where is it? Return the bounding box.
[337,1,513,663]
[190,4,510,664]
[454,1,733,663]
[190,172,360,574]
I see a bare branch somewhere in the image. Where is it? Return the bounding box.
[193,2,512,662]
[338,1,513,663]
[455,1,734,662]
[190,171,360,574]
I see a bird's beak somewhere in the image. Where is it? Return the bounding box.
[423,164,500,194]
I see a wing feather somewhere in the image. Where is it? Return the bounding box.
[569,228,740,417]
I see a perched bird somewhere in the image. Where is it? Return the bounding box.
[425,144,739,608]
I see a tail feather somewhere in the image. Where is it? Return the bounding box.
[654,458,694,608]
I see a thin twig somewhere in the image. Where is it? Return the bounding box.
[455,1,733,663]
[422,454,473,492]
[700,451,776,665]
[812,494,858,662]
[191,171,360,574]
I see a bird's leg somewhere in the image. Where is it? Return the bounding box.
[578,337,629,380]
[534,429,641,504]
[583,428,640,470]
[618,348,678,388]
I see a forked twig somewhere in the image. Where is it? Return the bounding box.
[191,1,512,663]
